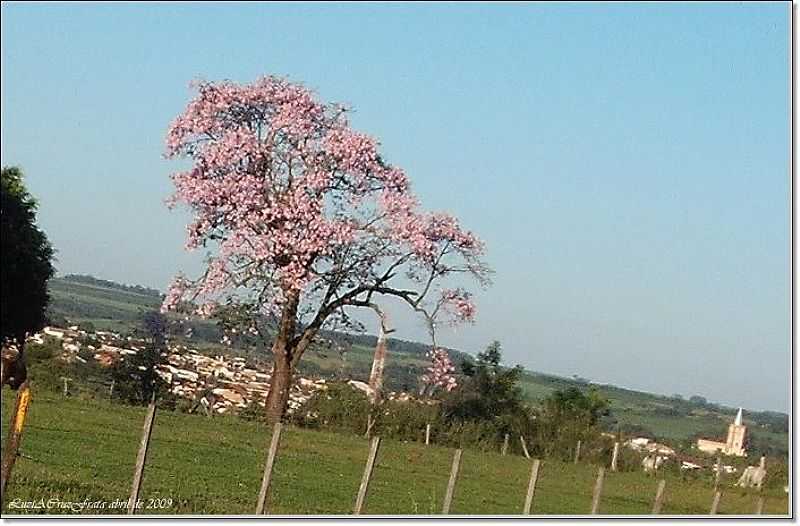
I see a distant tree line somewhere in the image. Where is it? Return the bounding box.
[61,274,162,298]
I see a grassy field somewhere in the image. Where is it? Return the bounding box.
[1,391,788,516]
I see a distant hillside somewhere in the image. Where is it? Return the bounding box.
[44,274,788,456]
[60,274,162,297]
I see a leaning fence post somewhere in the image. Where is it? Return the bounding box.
[590,467,605,514]
[710,490,722,515]
[425,424,431,446]
[442,449,463,514]
[574,440,582,464]
[364,414,376,439]
[522,458,541,515]
[519,436,531,459]
[128,394,157,515]
[755,495,765,515]
[651,479,666,514]
[0,381,32,508]
[255,422,283,514]
[610,442,620,472]
[757,456,766,491]
[353,436,381,515]
[501,434,509,456]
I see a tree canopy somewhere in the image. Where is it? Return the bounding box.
[1,166,55,344]
[443,341,527,424]
[111,311,169,405]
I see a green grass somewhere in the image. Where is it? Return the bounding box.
[1,392,788,516]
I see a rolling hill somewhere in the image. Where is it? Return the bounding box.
[44,274,788,456]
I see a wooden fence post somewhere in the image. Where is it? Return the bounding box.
[255,422,283,514]
[651,479,666,514]
[757,456,766,491]
[574,440,582,464]
[755,495,765,515]
[520,436,531,459]
[442,449,463,514]
[127,395,157,515]
[590,467,605,514]
[364,414,376,439]
[522,458,541,515]
[714,455,722,489]
[501,434,509,456]
[610,442,620,472]
[353,436,381,515]
[109,379,115,398]
[0,381,32,508]
[710,490,722,515]
[425,424,431,446]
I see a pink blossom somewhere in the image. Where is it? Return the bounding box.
[161,276,188,313]
[421,348,458,393]
[440,288,477,323]
[163,76,488,348]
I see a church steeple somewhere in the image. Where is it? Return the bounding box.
[734,407,743,426]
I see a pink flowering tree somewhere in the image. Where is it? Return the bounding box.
[420,348,458,397]
[409,287,475,398]
[162,76,490,422]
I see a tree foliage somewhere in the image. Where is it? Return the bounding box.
[1,166,55,344]
[533,386,610,460]
[442,341,526,424]
[111,311,169,405]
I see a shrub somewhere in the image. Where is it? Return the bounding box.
[291,382,372,434]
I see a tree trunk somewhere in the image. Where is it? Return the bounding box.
[367,315,389,404]
[369,305,393,404]
[264,291,300,424]
[265,349,292,424]
[368,333,386,400]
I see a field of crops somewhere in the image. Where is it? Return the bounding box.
[0,391,788,516]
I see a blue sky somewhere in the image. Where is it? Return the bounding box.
[1,2,790,411]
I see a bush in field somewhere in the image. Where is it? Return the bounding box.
[532,387,610,461]
[763,458,789,490]
[292,382,372,434]
[25,339,59,364]
[111,311,170,405]
[370,400,439,443]
[442,342,528,430]
[292,381,524,452]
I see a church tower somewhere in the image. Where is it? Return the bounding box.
[725,408,747,456]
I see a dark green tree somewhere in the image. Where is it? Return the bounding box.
[111,311,169,404]
[1,166,55,388]
[443,341,527,425]
[534,387,610,460]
